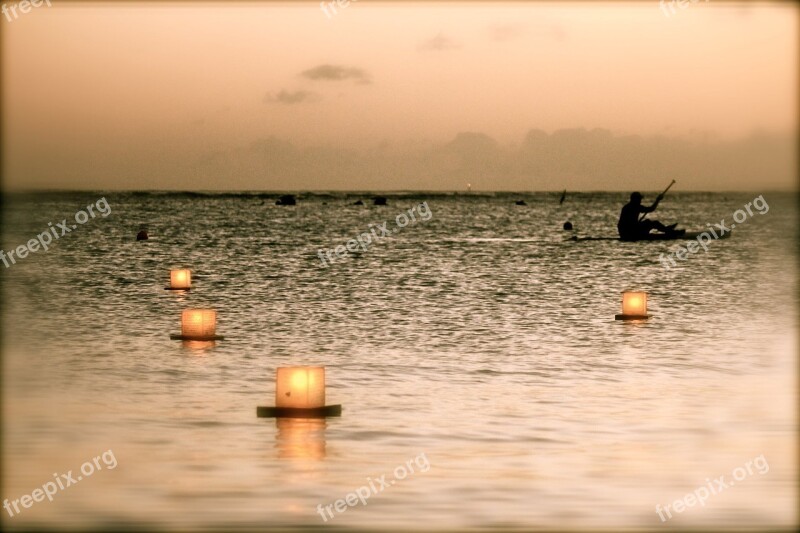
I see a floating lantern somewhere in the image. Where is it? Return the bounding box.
[257,367,342,418]
[170,309,224,341]
[165,269,191,290]
[615,291,650,320]
[276,366,325,409]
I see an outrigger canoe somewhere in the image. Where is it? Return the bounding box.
[569,231,732,242]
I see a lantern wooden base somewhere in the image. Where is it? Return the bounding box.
[615,314,651,321]
[257,405,342,418]
[164,287,191,291]
[170,334,225,341]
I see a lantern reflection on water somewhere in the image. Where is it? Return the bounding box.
[180,340,217,351]
[275,418,327,460]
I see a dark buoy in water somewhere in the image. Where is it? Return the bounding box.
[276,194,296,206]
[515,200,527,206]
[353,199,364,206]
[373,196,387,206]
[136,230,148,241]
[563,221,573,230]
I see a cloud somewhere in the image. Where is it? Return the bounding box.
[444,132,500,153]
[419,32,460,51]
[10,128,794,192]
[264,90,320,104]
[299,64,371,84]
[222,129,794,191]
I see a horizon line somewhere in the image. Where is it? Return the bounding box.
[3,188,797,194]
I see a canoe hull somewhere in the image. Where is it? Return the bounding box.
[570,231,732,242]
[631,231,730,241]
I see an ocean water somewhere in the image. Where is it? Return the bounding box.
[1,191,797,530]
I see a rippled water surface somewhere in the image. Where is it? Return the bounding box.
[2,191,797,530]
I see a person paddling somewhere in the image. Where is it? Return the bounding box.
[617,191,682,241]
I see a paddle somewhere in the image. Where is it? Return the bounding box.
[639,179,676,222]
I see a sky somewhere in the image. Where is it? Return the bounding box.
[1,1,797,191]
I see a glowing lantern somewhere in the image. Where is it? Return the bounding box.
[166,269,191,290]
[615,291,650,320]
[170,309,224,341]
[276,367,325,409]
[182,309,216,337]
[257,366,342,418]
